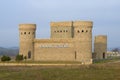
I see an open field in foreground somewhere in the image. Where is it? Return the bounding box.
[0,62,120,80]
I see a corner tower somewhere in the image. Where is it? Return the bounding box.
[73,21,93,64]
[19,24,36,60]
[94,35,107,59]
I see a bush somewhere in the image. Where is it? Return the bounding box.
[15,54,23,61]
[1,55,11,62]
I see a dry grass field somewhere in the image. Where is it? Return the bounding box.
[0,60,120,80]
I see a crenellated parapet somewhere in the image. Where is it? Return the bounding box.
[50,21,72,27]
[73,21,93,28]
[19,24,36,30]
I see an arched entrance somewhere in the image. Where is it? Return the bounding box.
[103,52,105,59]
[28,51,31,59]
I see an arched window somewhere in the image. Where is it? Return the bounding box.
[77,30,80,33]
[82,30,84,32]
[28,51,31,59]
[21,32,22,35]
[103,52,105,59]
[86,30,88,32]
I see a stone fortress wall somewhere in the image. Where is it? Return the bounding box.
[94,35,107,59]
[19,20,107,64]
[19,24,36,60]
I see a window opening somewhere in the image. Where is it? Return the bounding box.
[103,52,105,59]
[24,32,26,34]
[28,51,31,59]
[82,30,84,32]
[75,51,77,59]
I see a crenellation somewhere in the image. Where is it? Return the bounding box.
[50,21,72,27]
[73,21,93,27]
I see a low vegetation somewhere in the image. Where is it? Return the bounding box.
[1,55,11,62]
[0,62,120,80]
[0,57,120,80]
[15,54,23,61]
[93,57,120,64]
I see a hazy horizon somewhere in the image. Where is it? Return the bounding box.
[0,0,120,49]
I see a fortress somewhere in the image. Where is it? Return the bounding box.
[19,20,107,64]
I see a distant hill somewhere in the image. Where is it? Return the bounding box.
[0,47,19,56]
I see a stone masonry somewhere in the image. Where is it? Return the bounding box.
[94,35,107,59]
[19,20,107,64]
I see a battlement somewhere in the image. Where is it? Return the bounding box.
[95,35,107,43]
[73,21,93,27]
[19,24,36,30]
[50,21,93,28]
[50,21,72,27]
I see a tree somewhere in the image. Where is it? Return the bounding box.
[15,54,23,61]
[1,55,11,62]
[112,48,120,52]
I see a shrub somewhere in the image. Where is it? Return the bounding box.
[1,55,11,62]
[24,56,27,60]
[15,54,23,61]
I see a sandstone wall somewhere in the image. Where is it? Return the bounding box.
[94,35,107,59]
[34,39,76,61]
[19,24,36,60]
[50,21,73,38]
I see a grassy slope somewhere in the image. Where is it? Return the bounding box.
[0,62,120,80]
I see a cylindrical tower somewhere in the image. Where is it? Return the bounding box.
[19,24,36,60]
[73,21,93,64]
[94,35,107,59]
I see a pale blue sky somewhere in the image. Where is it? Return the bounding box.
[0,0,120,49]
